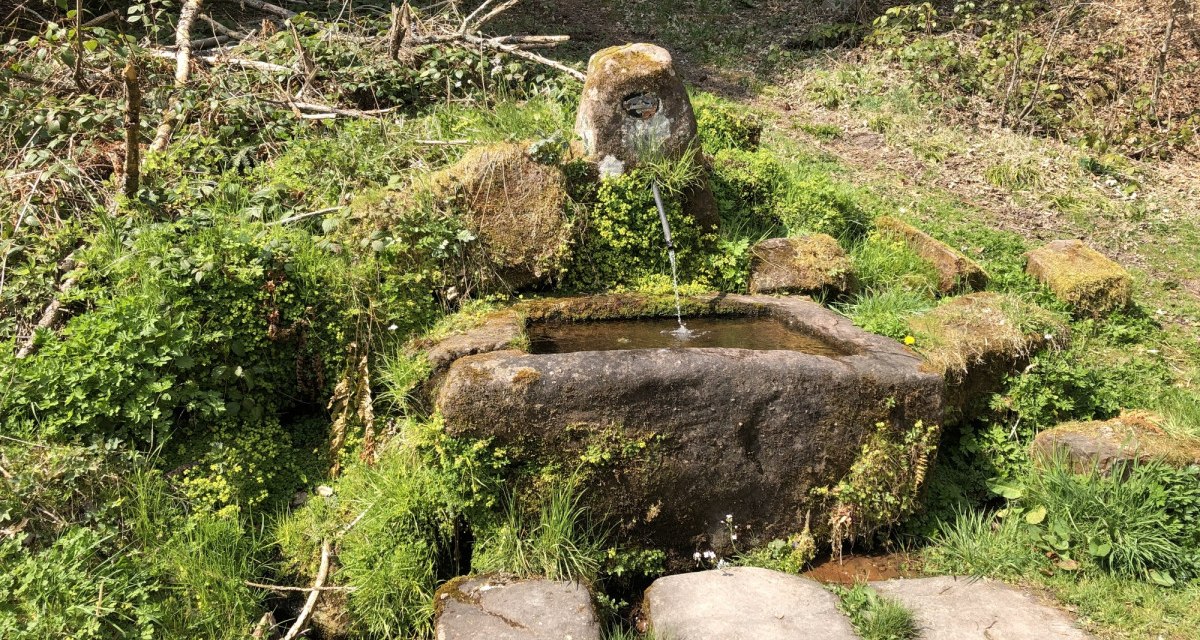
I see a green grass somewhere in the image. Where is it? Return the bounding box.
[832,582,919,640]
[472,475,605,583]
[924,509,1046,578]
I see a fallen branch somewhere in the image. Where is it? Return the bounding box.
[82,9,118,28]
[280,539,331,640]
[198,14,251,39]
[414,138,472,145]
[240,0,298,19]
[15,252,78,359]
[283,100,400,118]
[245,581,355,592]
[146,49,293,74]
[464,33,584,82]
[267,206,345,226]
[122,59,141,199]
[250,612,276,640]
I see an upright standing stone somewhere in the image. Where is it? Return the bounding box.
[575,43,719,229]
[576,43,698,172]
[643,567,858,640]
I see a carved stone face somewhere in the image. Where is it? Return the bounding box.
[623,92,661,120]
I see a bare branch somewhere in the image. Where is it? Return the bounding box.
[145,49,293,73]
[240,0,298,20]
[15,252,78,359]
[280,539,331,640]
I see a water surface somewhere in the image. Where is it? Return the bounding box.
[527,316,844,355]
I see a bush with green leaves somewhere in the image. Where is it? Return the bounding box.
[565,166,713,291]
[276,431,476,638]
[692,91,764,155]
[0,443,267,639]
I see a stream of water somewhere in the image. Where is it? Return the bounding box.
[651,181,693,338]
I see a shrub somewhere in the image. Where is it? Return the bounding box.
[691,91,763,154]
[276,436,470,638]
[565,167,713,291]
[710,147,785,234]
[776,170,871,240]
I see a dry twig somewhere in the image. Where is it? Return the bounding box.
[279,539,331,640]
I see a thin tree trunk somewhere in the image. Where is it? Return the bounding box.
[1151,0,1179,118]
[122,60,141,199]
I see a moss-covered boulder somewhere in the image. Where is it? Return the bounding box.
[875,216,989,295]
[1032,411,1200,474]
[432,143,572,292]
[1025,239,1132,317]
[748,235,856,297]
[909,292,1067,421]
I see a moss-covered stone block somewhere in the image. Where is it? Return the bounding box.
[875,216,989,295]
[748,235,856,297]
[1032,411,1200,475]
[1025,239,1132,317]
[909,292,1067,421]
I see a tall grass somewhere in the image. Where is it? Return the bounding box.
[924,508,1044,578]
[472,475,604,583]
[832,582,919,640]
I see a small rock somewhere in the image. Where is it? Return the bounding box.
[1025,239,1132,317]
[434,574,600,640]
[315,485,334,498]
[875,216,989,295]
[1032,411,1200,475]
[872,576,1093,639]
[748,234,856,297]
[644,567,858,639]
[291,490,309,507]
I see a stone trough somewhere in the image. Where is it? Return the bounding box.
[427,294,943,559]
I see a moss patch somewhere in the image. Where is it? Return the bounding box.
[1025,239,1132,318]
[430,142,572,291]
[909,292,1067,378]
[748,234,856,296]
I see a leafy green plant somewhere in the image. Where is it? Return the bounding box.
[924,508,1045,577]
[1011,457,1200,584]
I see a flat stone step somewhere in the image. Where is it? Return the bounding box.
[434,575,600,640]
[644,566,859,640]
[871,576,1093,639]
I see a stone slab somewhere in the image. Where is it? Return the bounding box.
[872,576,1093,639]
[644,567,858,640]
[435,575,600,640]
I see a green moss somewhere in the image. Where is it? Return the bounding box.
[1026,241,1132,318]
[908,292,1068,377]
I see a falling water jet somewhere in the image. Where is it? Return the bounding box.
[652,180,693,339]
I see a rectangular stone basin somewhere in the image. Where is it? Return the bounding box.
[428,294,943,563]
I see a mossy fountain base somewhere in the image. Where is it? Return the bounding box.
[426,294,944,560]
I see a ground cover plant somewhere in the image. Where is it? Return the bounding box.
[3,0,1199,638]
